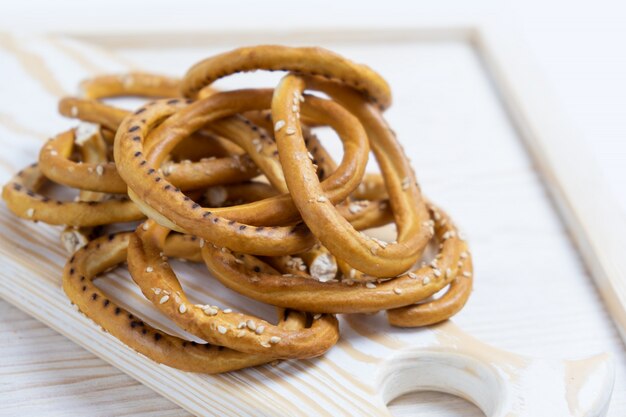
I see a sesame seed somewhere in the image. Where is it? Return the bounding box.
[95,165,104,176]
[401,177,410,191]
[203,307,218,316]
[237,321,246,329]
[223,308,232,314]
[433,268,442,277]
[199,238,205,248]
[348,203,363,214]
[255,326,265,335]
[285,127,296,135]
[270,336,281,344]
[49,149,58,156]
[159,295,170,304]
[142,223,149,231]
[179,304,187,314]
[349,269,356,279]
[237,330,246,338]
[70,106,78,117]
[307,151,314,160]
[313,314,322,320]
[393,287,403,295]
[422,277,431,285]
[316,195,328,203]
[366,282,377,289]
[370,246,378,255]
[146,266,153,273]
[460,252,468,259]
[463,271,472,278]
[25,208,35,217]
[153,288,162,295]
[274,120,285,131]
[246,320,257,331]
[261,341,271,348]
[408,272,418,279]
[446,268,453,278]
[217,325,227,334]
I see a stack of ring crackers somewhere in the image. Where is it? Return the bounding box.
[2,45,473,373]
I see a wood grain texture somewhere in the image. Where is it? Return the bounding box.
[0,301,483,417]
[0,32,625,416]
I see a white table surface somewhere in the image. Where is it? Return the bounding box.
[0,2,625,416]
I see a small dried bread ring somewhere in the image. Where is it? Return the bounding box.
[115,92,368,254]
[53,104,259,193]
[387,255,473,327]
[59,97,128,133]
[272,74,430,277]
[201,204,470,321]
[79,73,182,99]
[180,45,392,109]
[2,163,143,226]
[59,96,245,160]
[143,90,367,209]
[60,128,110,253]
[39,126,127,193]
[63,232,295,373]
[128,221,339,358]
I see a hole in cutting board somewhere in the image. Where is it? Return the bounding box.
[388,391,485,417]
[377,349,503,417]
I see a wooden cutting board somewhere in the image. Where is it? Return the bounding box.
[0,32,622,416]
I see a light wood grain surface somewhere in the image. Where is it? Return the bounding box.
[0,33,625,416]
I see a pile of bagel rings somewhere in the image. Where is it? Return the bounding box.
[2,45,473,373]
